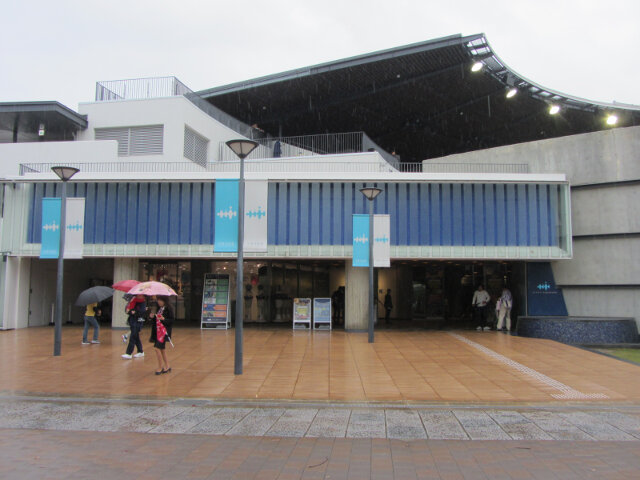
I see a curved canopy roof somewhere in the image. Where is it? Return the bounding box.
[199,34,640,162]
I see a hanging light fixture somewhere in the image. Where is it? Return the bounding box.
[606,114,618,126]
[549,105,560,115]
[506,88,517,99]
[471,62,483,72]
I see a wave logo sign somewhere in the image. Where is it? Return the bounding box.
[43,221,60,232]
[67,222,83,232]
[537,281,552,291]
[217,206,237,220]
[353,234,368,244]
[374,235,389,244]
[246,206,266,219]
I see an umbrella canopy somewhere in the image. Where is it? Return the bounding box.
[112,279,141,292]
[75,286,114,306]
[127,281,177,297]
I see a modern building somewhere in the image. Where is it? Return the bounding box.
[0,33,638,332]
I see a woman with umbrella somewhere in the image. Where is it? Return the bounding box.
[149,295,173,375]
[121,294,147,359]
[75,286,113,345]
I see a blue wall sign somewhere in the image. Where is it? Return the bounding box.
[527,262,568,316]
[40,198,61,259]
[352,214,370,267]
[214,179,239,252]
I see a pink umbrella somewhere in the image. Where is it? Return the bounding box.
[127,281,177,297]
[112,279,141,292]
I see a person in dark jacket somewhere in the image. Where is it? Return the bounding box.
[384,289,393,324]
[149,295,173,375]
[122,294,147,359]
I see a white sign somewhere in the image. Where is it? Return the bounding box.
[243,180,268,252]
[373,214,390,268]
[64,198,85,259]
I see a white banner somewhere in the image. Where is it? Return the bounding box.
[64,198,85,259]
[243,180,268,252]
[373,214,390,268]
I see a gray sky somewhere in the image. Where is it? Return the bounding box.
[2,0,639,110]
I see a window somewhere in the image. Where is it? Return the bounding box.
[183,126,208,166]
[95,125,164,156]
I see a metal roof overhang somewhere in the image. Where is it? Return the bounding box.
[198,34,640,162]
[0,101,88,142]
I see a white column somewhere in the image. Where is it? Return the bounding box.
[1,257,31,329]
[112,258,139,328]
[345,262,369,331]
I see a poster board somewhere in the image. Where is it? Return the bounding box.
[292,298,312,330]
[201,274,231,329]
[313,298,332,330]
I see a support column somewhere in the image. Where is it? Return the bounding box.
[0,257,31,329]
[345,262,368,331]
[112,258,138,328]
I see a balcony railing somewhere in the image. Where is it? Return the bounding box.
[95,76,193,101]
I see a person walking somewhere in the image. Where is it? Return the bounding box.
[122,294,147,359]
[149,295,173,375]
[496,287,513,332]
[471,284,491,331]
[384,289,393,324]
[81,302,101,345]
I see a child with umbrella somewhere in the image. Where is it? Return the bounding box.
[149,295,173,375]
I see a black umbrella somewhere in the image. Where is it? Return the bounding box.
[75,286,114,306]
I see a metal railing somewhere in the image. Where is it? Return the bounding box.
[421,163,529,174]
[95,77,193,101]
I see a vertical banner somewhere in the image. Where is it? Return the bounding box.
[64,198,85,259]
[373,214,390,267]
[214,179,239,252]
[40,198,61,259]
[352,214,370,267]
[243,180,268,252]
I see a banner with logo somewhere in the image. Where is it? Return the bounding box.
[352,214,370,267]
[40,198,62,259]
[214,179,239,252]
[64,198,85,259]
[243,180,268,252]
[373,214,390,267]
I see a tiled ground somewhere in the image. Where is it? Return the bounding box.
[2,428,640,480]
[1,326,640,403]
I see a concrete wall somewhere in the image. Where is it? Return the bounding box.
[428,125,640,326]
[113,258,139,328]
[345,264,368,330]
[1,257,31,329]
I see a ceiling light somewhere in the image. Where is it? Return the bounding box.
[606,114,618,126]
[506,88,517,98]
[549,105,560,115]
[471,62,483,72]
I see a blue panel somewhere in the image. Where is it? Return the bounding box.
[298,182,309,245]
[310,183,320,244]
[505,184,518,246]
[168,183,180,244]
[179,183,191,244]
[418,184,427,244]
[267,183,277,245]
[451,184,463,245]
[386,183,397,245]
[352,214,369,267]
[527,262,568,315]
[321,182,331,245]
[189,183,201,245]
[147,183,159,243]
[396,183,408,245]
[528,184,539,246]
[495,184,506,245]
[332,183,341,244]
[213,179,239,252]
[408,183,419,245]
[473,184,484,246]
[83,183,96,244]
[115,183,128,243]
[203,183,214,245]
[549,185,559,247]
[440,184,452,245]
[40,198,61,258]
[463,184,473,245]
[515,184,528,246]
[428,184,439,245]
[538,185,549,246]
[157,183,170,244]
[94,183,107,243]
[342,183,352,245]
[484,184,495,246]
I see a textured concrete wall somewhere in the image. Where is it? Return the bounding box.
[1,257,31,329]
[427,125,640,326]
[113,258,139,328]
[345,264,369,330]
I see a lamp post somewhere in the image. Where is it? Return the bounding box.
[51,166,79,356]
[225,140,259,375]
[359,186,382,343]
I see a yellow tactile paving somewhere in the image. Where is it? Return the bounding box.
[1,326,640,403]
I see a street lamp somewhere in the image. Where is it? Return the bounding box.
[51,166,79,356]
[359,186,382,343]
[225,139,259,375]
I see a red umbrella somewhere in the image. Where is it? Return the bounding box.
[112,280,141,292]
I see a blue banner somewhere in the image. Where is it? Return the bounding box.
[527,262,568,316]
[352,214,370,267]
[214,179,239,252]
[40,198,61,259]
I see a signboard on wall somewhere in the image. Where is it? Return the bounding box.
[214,179,239,252]
[527,263,568,316]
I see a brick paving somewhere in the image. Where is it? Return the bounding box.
[1,428,639,479]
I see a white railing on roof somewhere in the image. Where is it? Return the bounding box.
[95,77,193,101]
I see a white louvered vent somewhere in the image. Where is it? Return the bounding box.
[183,126,208,166]
[95,125,163,156]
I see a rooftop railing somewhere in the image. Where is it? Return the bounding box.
[95,76,193,101]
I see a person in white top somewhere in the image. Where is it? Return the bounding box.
[496,287,514,332]
[471,285,491,331]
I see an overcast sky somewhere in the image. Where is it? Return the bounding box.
[2,0,639,110]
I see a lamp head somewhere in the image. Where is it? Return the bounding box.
[360,187,382,201]
[51,166,79,181]
[225,139,259,160]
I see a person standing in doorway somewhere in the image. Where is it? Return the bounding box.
[149,296,173,375]
[122,294,147,359]
[471,285,491,331]
[81,302,101,345]
[384,289,393,324]
[496,287,513,332]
